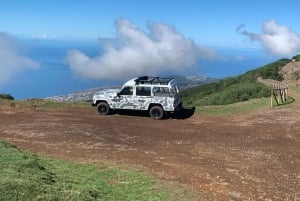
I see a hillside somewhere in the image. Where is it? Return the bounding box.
[279,56,300,81]
[182,57,295,106]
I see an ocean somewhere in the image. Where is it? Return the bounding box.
[2,39,279,99]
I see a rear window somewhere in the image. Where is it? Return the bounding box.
[153,87,170,97]
[171,86,179,96]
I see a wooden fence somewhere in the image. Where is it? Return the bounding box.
[270,82,288,107]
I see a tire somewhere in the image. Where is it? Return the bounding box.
[149,106,164,120]
[97,102,110,115]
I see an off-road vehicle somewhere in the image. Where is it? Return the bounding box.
[92,76,182,120]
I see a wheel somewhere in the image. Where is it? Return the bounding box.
[97,102,110,115]
[149,106,164,120]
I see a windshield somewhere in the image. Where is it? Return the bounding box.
[118,86,133,95]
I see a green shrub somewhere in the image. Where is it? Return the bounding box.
[292,71,300,80]
[249,58,290,81]
[0,94,14,100]
[292,54,300,61]
[196,83,270,106]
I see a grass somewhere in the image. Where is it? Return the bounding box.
[195,94,296,116]
[182,81,270,107]
[0,99,91,110]
[289,84,300,93]
[23,99,91,109]
[195,98,270,116]
[271,96,295,107]
[0,141,204,201]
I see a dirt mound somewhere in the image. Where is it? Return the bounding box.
[280,60,300,81]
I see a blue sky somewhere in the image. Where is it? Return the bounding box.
[1,0,299,46]
[1,0,300,98]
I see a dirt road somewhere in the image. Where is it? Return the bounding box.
[0,92,299,200]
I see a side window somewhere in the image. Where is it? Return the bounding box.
[119,86,133,95]
[136,86,151,96]
[153,87,170,97]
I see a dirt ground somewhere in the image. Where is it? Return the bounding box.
[0,91,299,201]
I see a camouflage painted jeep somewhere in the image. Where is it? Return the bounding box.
[92,76,182,119]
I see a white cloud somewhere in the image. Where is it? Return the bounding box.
[0,32,39,87]
[237,20,300,56]
[233,55,245,61]
[66,18,220,80]
[34,33,57,40]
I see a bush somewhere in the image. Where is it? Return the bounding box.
[0,94,14,100]
[249,58,290,81]
[292,54,300,61]
[195,83,270,106]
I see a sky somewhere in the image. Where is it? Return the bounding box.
[1,0,300,99]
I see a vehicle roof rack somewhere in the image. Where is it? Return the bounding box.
[134,76,173,85]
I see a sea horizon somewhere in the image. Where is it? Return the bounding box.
[1,38,280,100]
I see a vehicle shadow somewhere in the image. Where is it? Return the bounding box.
[170,107,196,120]
[114,110,150,118]
[114,107,196,120]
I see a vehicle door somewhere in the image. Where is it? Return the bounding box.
[135,86,152,110]
[116,86,136,109]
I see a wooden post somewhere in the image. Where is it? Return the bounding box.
[286,85,288,101]
[271,82,289,106]
[280,88,284,103]
[274,89,279,105]
[277,89,280,104]
[270,88,273,107]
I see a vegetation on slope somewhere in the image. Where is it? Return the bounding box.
[182,58,291,106]
[0,94,14,100]
[292,54,300,61]
[0,141,202,201]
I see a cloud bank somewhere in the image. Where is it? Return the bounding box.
[237,20,300,56]
[0,32,39,87]
[66,19,219,80]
